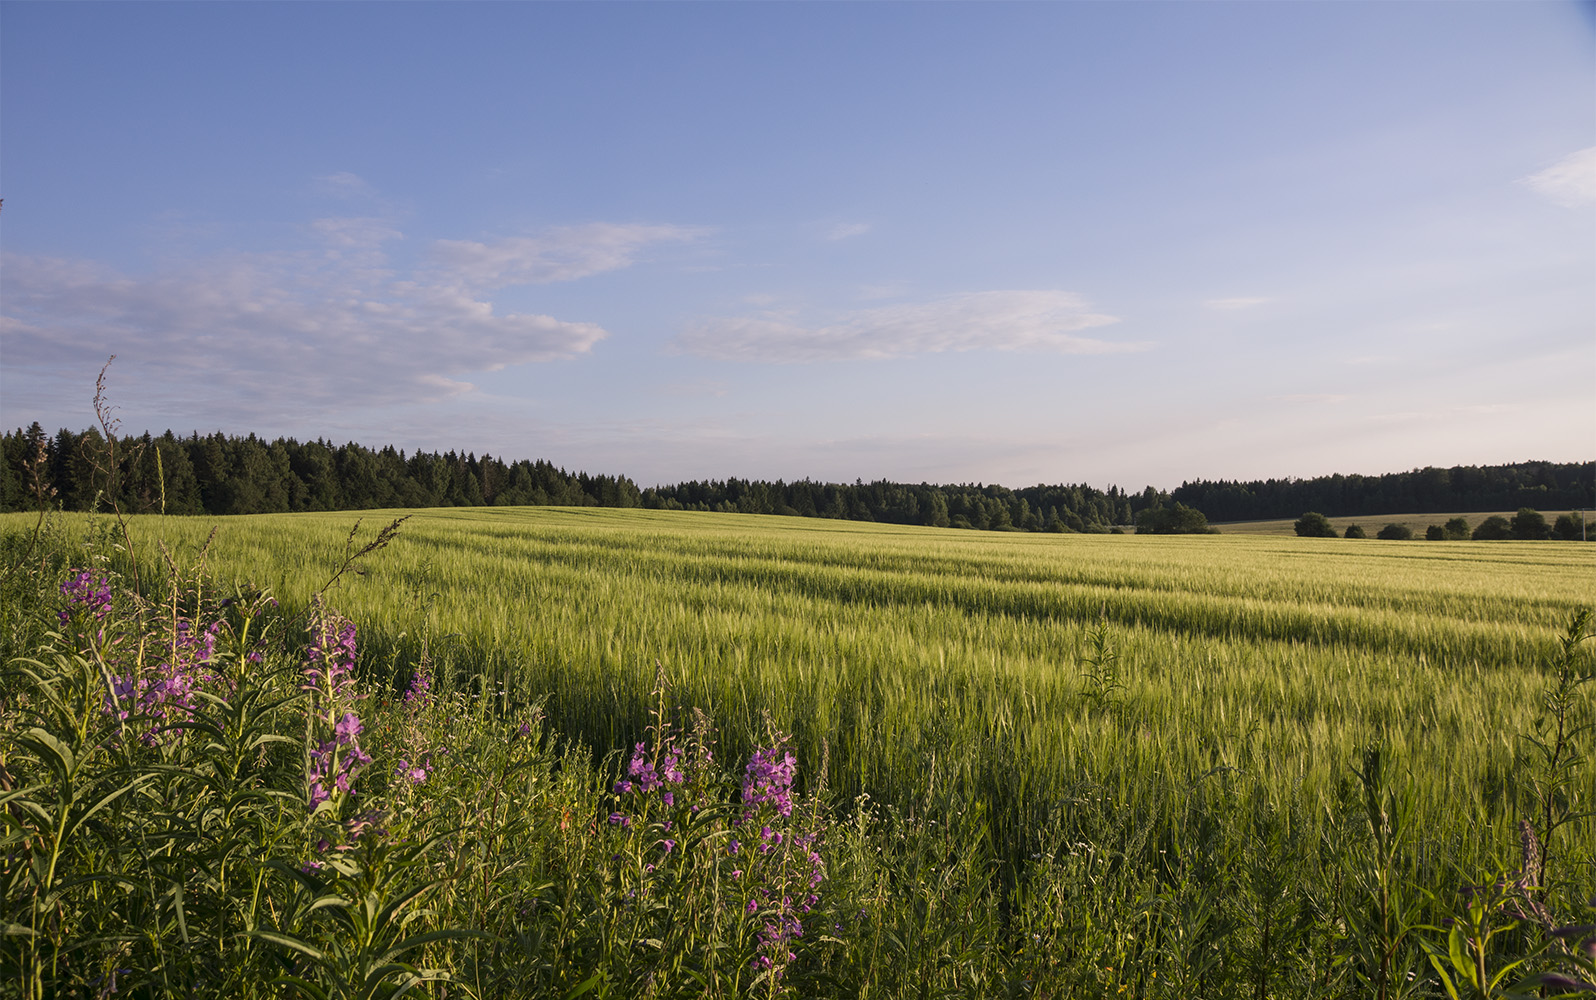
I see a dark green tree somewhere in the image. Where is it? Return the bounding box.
[1442,516,1471,540]
[1509,507,1551,540]
[1293,512,1337,538]
[1552,512,1587,541]
[1137,503,1211,534]
[1424,525,1444,541]
[1345,524,1367,539]
[1472,515,1512,540]
[1376,523,1413,540]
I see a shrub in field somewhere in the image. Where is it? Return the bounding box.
[1294,511,1337,537]
[1346,524,1368,539]
[1552,513,1587,541]
[1135,502,1212,535]
[1426,525,1445,541]
[1377,523,1414,540]
[1511,507,1552,540]
[1474,515,1514,540]
[1443,515,1472,540]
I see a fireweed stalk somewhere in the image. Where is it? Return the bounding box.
[734,733,829,987]
[302,599,371,822]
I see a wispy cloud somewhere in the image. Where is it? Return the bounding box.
[1522,147,1596,207]
[430,223,704,290]
[824,221,872,241]
[314,171,378,199]
[675,290,1136,363]
[310,216,404,249]
[1204,297,1271,310]
[0,218,697,418]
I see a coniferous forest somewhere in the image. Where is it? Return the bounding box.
[1,422,1590,532]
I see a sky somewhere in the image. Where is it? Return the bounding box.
[2,1,1592,492]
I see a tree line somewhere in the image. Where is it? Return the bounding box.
[1,423,1589,536]
[1173,461,1592,522]
[0,424,643,516]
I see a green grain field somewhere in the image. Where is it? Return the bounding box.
[18,506,1594,858]
[5,506,1594,997]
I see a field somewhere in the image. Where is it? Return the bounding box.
[4,505,1594,998]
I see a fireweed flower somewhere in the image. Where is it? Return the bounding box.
[59,569,112,624]
[303,605,369,813]
[741,747,797,820]
[733,739,828,983]
[401,666,432,706]
[99,611,222,745]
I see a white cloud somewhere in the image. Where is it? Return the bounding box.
[1522,147,1596,207]
[825,222,872,241]
[675,290,1137,362]
[311,216,404,249]
[430,223,704,290]
[314,172,377,199]
[0,220,687,419]
[1204,297,1270,310]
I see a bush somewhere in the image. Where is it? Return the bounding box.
[1294,511,1338,537]
[1552,513,1588,541]
[1135,502,1212,534]
[1345,524,1367,539]
[1425,525,1445,541]
[1473,515,1513,540]
[1377,523,1414,540]
[1511,507,1551,540]
[1443,516,1471,540]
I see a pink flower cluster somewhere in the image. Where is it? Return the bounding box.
[59,569,112,625]
[103,616,221,745]
[741,746,797,819]
[309,711,371,808]
[614,740,687,807]
[304,608,369,812]
[305,611,358,697]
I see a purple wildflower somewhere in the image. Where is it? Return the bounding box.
[59,569,112,624]
[741,746,797,819]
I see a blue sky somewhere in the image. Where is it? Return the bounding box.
[3,2,1592,491]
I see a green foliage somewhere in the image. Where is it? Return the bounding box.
[1444,516,1473,540]
[1135,502,1212,534]
[1346,524,1368,539]
[1475,516,1514,541]
[1378,523,1415,540]
[1427,525,1446,541]
[1550,513,1586,541]
[1510,508,1551,541]
[1294,511,1337,537]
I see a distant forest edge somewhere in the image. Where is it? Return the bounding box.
[2,423,1591,534]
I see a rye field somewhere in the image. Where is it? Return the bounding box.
[3,505,1594,998]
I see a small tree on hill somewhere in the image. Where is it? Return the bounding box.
[1377,523,1413,540]
[1473,515,1512,540]
[1294,511,1337,538]
[1136,503,1212,535]
[1510,507,1551,540]
[1552,512,1587,541]
[1344,524,1367,539]
[1425,525,1445,541]
[1442,516,1471,540]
